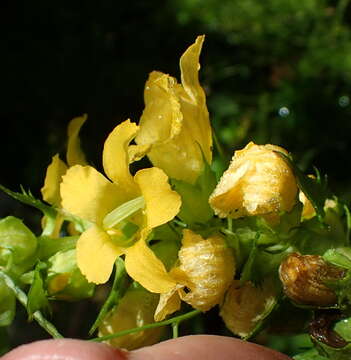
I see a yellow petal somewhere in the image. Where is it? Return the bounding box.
[135,37,212,184]
[154,285,182,322]
[134,167,181,229]
[67,114,88,166]
[61,165,124,224]
[125,231,176,293]
[128,144,151,163]
[77,225,123,284]
[103,120,139,197]
[41,154,68,206]
[178,35,212,165]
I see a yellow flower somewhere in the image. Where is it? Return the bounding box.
[40,115,88,236]
[60,120,181,293]
[154,229,235,321]
[209,142,298,224]
[41,114,88,207]
[135,35,212,184]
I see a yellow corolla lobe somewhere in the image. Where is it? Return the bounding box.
[209,142,298,223]
[135,35,212,184]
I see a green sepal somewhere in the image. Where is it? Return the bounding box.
[0,216,37,270]
[171,161,216,225]
[275,152,330,223]
[89,257,129,336]
[27,261,51,320]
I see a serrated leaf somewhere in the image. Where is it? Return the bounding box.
[27,262,51,319]
[0,184,56,219]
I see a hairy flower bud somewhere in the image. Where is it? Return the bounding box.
[209,142,297,223]
[177,230,235,311]
[279,253,344,306]
[154,230,235,321]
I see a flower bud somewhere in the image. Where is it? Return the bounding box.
[209,142,298,223]
[154,230,235,321]
[219,280,277,338]
[177,230,235,311]
[279,253,344,306]
[99,284,163,350]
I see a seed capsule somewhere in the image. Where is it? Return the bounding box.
[279,253,344,306]
[220,280,277,338]
[209,142,298,224]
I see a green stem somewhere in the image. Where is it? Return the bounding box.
[88,258,128,335]
[90,309,201,342]
[0,271,63,339]
[172,322,179,339]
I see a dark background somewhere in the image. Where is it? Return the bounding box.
[2,0,351,200]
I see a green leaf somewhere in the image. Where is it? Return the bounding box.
[274,152,330,223]
[293,348,328,360]
[27,262,51,319]
[323,248,351,269]
[37,235,78,260]
[89,258,128,335]
[0,184,56,220]
[0,277,15,327]
[172,161,216,225]
[0,270,63,338]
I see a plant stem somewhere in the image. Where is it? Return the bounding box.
[90,309,201,342]
[0,271,63,339]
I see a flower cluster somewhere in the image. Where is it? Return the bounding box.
[1,35,351,359]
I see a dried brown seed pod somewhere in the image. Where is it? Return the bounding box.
[279,253,344,306]
[220,279,277,338]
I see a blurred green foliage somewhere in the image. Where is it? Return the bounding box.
[172,0,351,195]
